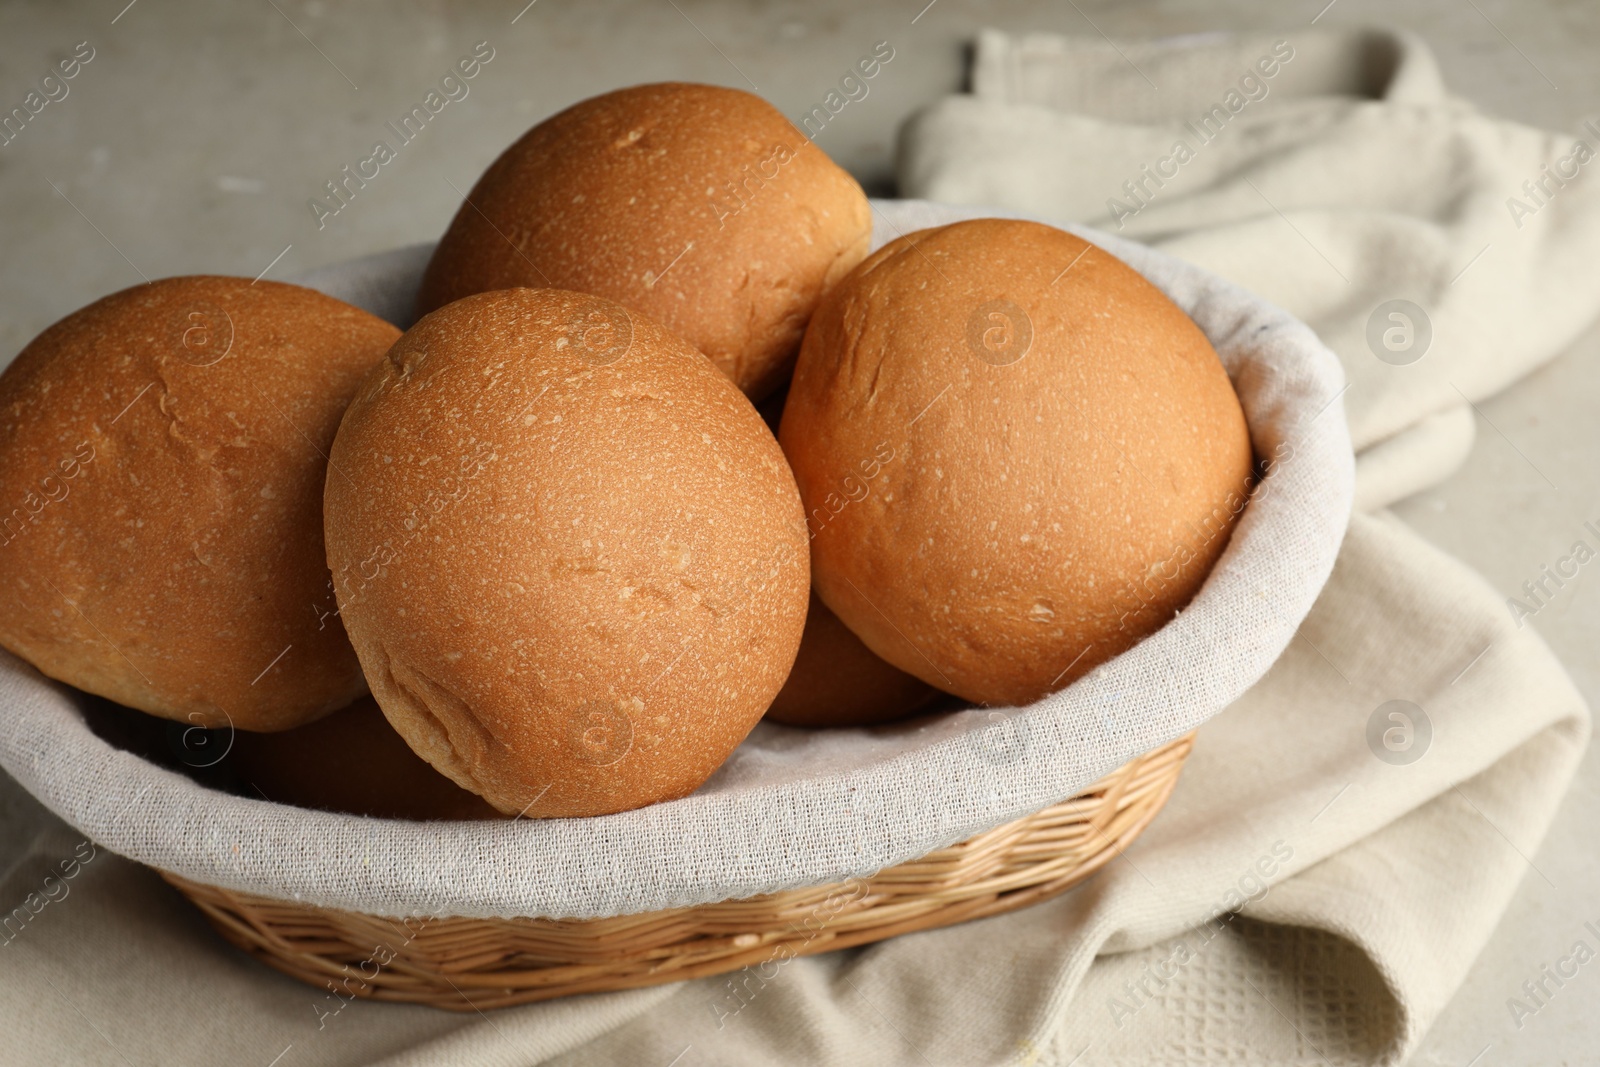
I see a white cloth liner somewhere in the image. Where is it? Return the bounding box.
[0,200,1351,921]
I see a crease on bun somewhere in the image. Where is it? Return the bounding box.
[373,639,497,799]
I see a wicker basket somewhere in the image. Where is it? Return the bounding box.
[161,732,1193,1010]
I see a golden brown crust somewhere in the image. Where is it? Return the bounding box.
[0,276,399,730]
[764,593,941,728]
[325,288,810,817]
[229,696,505,820]
[415,82,871,400]
[780,219,1254,707]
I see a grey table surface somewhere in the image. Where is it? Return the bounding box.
[1,1,1597,1064]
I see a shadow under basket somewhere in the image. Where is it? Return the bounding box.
[162,732,1195,1011]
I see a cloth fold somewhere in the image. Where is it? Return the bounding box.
[3,25,1595,1067]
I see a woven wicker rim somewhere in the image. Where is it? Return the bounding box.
[163,732,1194,1011]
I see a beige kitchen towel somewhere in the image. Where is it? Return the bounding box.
[1,26,1593,1067]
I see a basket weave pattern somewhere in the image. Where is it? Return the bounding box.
[163,733,1194,1010]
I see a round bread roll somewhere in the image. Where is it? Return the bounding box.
[229,697,504,820]
[0,276,400,731]
[765,593,941,728]
[325,288,810,817]
[415,82,871,400]
[781,219,1253,707]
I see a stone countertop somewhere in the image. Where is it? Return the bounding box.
[2,1,1597,1063]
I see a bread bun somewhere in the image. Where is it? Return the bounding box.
[765,593,941,727]
[325,288,809,817]
[0,277,399,730]
[415,82,871,400]
[229,697,504,820]
[781,219,1252,707]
